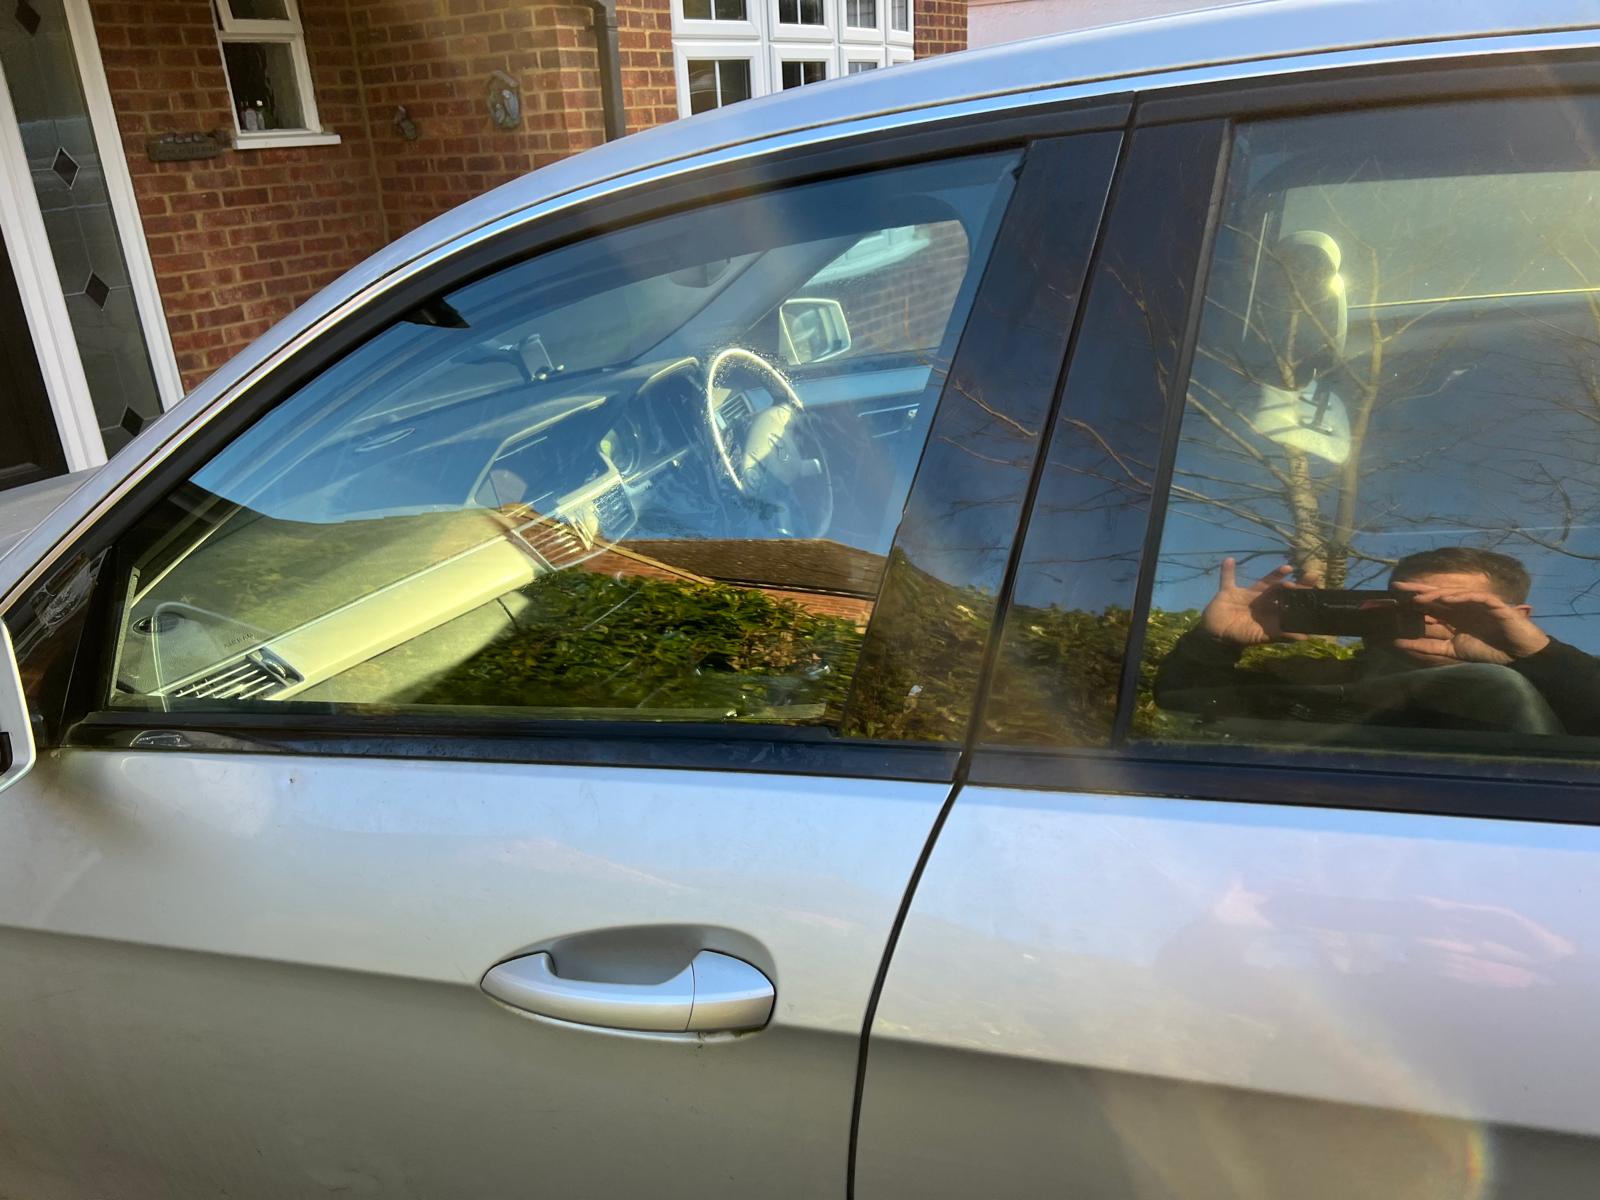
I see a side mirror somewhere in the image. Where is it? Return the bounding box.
[0,623,35,795]
[1239,230,1348,391]
[779,297,852,366]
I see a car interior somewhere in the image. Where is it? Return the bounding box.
[104,154,1018,719]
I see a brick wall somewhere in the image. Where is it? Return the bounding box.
[914,0,967,57]
[93,1,959,393]
[617,0,678,131]
[348,1,596,239]
[90,1,387,389]
[806,220,971,358]
[347,0,677,241]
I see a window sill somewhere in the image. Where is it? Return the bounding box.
[231,130,342,151]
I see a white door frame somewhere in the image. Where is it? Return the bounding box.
[0,58,105,473]
[63,0,184,411]
[0,0,187,476]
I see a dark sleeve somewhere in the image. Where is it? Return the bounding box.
[1510,638,1600,737]
[1152,629,1246,711]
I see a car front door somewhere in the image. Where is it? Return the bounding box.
[0,109,1121,1199]
[858,64,1600,1200]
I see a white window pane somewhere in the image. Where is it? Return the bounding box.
[687,59,720,113]
[847,60,878,74]
[718,59,752,103]
[222,41,307,131]
[846,0,877,27]
[779,0,825,24]
[891,0,910,30]
[781,60,826,89]
[688,58,751,112]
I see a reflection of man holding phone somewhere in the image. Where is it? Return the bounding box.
[1155,547,1600,735]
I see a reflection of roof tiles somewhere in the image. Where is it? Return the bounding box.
[584,538,885,627]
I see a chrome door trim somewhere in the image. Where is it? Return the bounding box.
[6,25,1600,615]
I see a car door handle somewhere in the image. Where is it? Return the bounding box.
[481,950,774,1033]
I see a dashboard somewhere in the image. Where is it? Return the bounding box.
[470,358,716,563]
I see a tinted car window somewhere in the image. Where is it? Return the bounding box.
[95,154,1020,725]
[1137,98,1600,760]
[979,123,1224,748]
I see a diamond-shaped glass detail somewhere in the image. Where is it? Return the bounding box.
[13,1,40,35]
[119,407,145,439]
[51,147,79,188]
[84,272,110,308]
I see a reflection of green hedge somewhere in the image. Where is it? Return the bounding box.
[842,553,995,741]
[985,605,1196,745]
[417,569,863,719]
[988,606,1361,745]
[419,554,1360,736]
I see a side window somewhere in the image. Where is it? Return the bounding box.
[88,154,1019,727]
[787,221,971,363]
[1137,98,1600,761]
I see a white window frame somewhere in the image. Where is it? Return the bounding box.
[672,0,909,117]
[839,0,883,44]
[773,46,832,90]
[841,45,886,73]
[887,0,914,46]
[671,0,761,45]
[674,42,767,117]
[214,0,339,150]
[770,0,835,44]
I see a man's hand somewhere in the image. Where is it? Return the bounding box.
[1390,582,1551,664]
[1200,558,1306,647]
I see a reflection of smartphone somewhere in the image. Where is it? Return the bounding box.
[1278,588,1424,639]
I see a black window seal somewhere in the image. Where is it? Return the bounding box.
[969,55,1600,823]
[969,744,1600,828]
[67,709,961,782]
[50,95,1132,784]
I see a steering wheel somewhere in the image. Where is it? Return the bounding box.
[704,347,835,538]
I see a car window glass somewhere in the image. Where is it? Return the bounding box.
[97,153,1019,725]
[1135,98,1600,761]
[788,220,970,362]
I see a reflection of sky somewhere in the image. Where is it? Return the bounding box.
[1153,304,1600,654]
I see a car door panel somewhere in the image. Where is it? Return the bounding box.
[0,750,948,1199]
[856,71,1600,1200]
[856,787,1600,1199]
[0,110,1129,1198]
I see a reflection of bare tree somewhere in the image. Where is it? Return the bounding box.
[1169,176,1600,589]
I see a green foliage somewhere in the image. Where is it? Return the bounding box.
[984,605,1202,745]
[840,550,995,741]
[418,552,1362,737]
[417,568,863,719]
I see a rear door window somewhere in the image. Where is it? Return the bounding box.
[1138,98,1600,761]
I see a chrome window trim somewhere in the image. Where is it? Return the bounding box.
[5,25,1600,617]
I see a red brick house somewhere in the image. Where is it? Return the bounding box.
[0,0,966,491]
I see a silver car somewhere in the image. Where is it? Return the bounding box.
[6,2,1600,1195]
